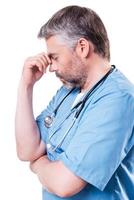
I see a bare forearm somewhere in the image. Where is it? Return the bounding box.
[15,53,51,161]
[15,81,45,161]
[30,156,87,197]
[30,156,64,195]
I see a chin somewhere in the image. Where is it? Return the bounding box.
[63,83,74,89]
[60,78,80,90]
[61,80,74,89]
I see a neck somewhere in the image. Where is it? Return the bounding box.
[81,57,111,92]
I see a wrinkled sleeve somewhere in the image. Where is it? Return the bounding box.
[58,91,134,191]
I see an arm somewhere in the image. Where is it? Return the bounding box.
[30,156,87,197]
[15,53,51,161]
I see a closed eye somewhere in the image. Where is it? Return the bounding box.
[52,57,58,61]
[48,53,58,61]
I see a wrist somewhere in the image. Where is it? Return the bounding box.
[19,78,34,90]
[17,79,34,98]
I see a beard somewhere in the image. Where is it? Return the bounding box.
[55,55,88,89]
[56,73,86,89]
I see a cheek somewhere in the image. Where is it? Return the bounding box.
[59,54,73,66]
[57,60,73,75]
[60,61,71,69]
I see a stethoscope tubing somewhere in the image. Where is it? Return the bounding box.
[45,65,116,152]
[47,117,76,153]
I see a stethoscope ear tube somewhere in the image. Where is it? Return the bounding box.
[75,65,115,119]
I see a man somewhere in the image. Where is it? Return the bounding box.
[15,5,134,200]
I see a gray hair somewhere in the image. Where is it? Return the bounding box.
[38,5,110,60]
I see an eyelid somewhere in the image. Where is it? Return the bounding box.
[52,56,58,60]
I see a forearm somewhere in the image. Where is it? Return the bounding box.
[15,80,45,161]
[30,156,87,197]
[30,156,65,196]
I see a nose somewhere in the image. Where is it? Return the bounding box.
[49,61,58,72]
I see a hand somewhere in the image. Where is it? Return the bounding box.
[30,155,52,192]
[21,52,51,87]
[30,155,50,174]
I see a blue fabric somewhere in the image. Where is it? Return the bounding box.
[36,68,134,200]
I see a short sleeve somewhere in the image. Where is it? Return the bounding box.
[58,90,134,191]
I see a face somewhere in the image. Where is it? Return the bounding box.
[46,36,88,89]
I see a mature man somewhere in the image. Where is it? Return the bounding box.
[15,5,134,200]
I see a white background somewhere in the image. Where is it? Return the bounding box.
[0,0,134,199]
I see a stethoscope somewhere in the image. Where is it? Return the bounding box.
[45,65,116,153]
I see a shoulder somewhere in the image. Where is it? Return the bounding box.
[92,68,134,106]
[80,68,134,125]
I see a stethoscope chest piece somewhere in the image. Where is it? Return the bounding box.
[44,115,53,128]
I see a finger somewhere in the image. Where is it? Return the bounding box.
[37,55,50,72]
[29,162,36,173]
[26,59,44,72]
[33,54,51,72]
[38,52,52,64]
[34,57,47,72]
[44,54,52,64]
[26,57,47,73]
[24,53,51,74]
[27,53,51,67]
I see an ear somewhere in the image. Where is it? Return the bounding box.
[75,38,93,58]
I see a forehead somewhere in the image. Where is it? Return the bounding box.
[46,36,69,55]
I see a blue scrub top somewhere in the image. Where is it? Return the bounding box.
[36,68,134,200]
